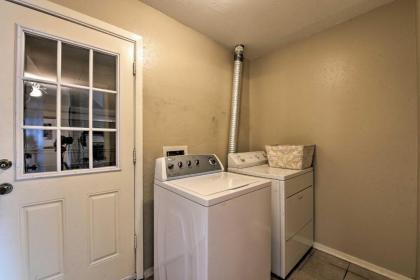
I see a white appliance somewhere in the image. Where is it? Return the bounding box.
[154,154,272,280]
[228,151,314,279]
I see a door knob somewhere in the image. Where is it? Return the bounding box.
[0,183,13,195]
[0,159,12,170]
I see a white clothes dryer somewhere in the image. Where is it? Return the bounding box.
[228,151,314,279]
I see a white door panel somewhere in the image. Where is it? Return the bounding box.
[22,200,65,280]
[89,191,119,265]
[0,1,136,279]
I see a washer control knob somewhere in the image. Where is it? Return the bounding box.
[167,163,174,170]
[209,158,217,165]
[178,161,183,168]
[187,160,192,167]
[195,159,200,166]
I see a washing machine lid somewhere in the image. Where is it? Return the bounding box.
[172,172,260,195]
[156,172,270,206]
[228,164,312,180]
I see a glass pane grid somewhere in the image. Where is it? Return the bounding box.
[61,43,89,87]
[56,40,62,175]
[60,127,95,131]
[24,34,57,82]
[61,86,89,128]
[21,32,119,175]
[60,130,89,171]
[22,76,58,86]
[61,83,90,91]
[92,87,117,94]
[24,129,57,173]
[93,51,117,91]
[23,81,57,127]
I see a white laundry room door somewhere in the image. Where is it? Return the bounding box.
[0,1,137,280]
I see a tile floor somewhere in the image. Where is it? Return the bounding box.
[146,249,392,280]
[278,249,391,280]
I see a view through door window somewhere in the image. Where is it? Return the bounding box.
[21,32,119,176]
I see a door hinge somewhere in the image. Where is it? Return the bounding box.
[134,234,137,250]
[133,61,136,76]
[133,148,137,165]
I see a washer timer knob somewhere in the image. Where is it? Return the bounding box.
[168,163,174,169]
[209,158,217,165]
[178,161,183,168]
[195,159,200,166]
[187,160,192,167]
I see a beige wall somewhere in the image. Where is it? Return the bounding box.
[249,0,417,277]
[46,0,419,276]
[49,0,233,269]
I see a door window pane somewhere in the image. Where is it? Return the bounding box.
[24,81,57,126]
[93,131,116,168]
[61,43,89,86]
[24,129,57,173]
[93,91,116,128]
[20,32,119,177]
[93,51,116,90]
[61,87,89,128]
[60,130,89,171]
[24,34,57,81]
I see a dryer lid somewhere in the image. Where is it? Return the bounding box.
[229,164,312,180]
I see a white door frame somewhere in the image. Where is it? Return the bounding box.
[5,0,144,278]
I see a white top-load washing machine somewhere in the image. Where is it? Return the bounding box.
[228,151,314,279]
[154,154,272,280]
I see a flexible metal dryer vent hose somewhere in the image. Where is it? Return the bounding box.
[228,44,245,154]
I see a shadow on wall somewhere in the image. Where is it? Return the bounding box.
[143,198,154,271]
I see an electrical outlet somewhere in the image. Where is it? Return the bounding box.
[163,145,188,157]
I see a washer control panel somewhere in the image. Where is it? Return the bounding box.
[228,151,268,169]
[155,154,223,181]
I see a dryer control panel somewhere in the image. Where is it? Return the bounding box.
[228,151,268,169]
[155,154,223,181]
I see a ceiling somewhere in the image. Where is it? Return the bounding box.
[141,0,394,59]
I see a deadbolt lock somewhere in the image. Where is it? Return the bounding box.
[0,159,12,170]
[0,183,13,195]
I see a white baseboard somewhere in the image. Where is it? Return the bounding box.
[313,242,413,280]
[143,267,154,278]
[120,274,136,280]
